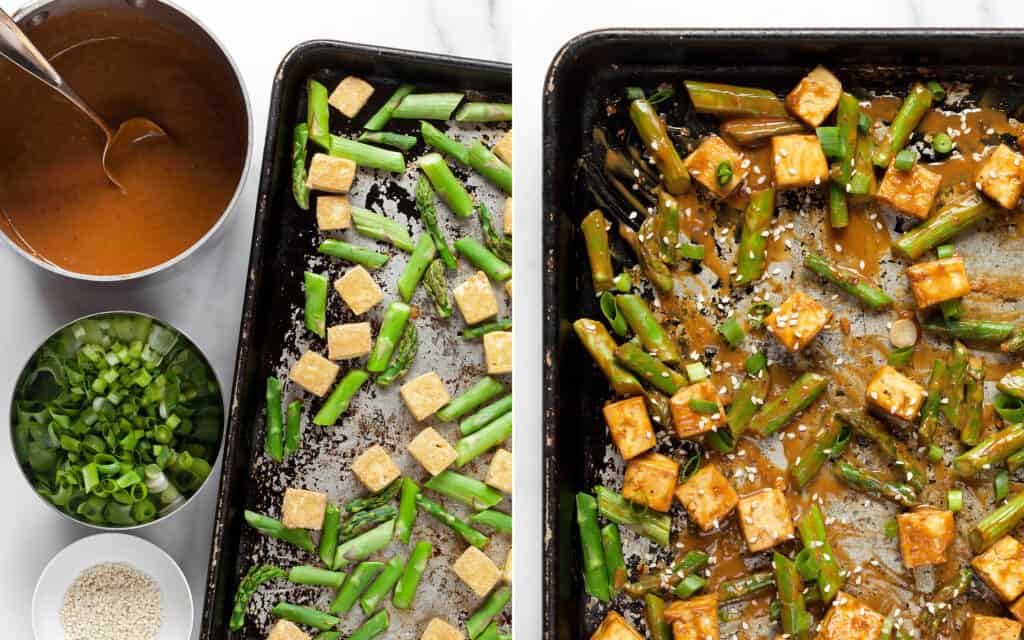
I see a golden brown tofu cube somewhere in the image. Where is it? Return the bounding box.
[602,397,656,460]
[316,195,352,230]
[329,76,375,118]
[307,153,357,194]
[453,271,499,325]
[288,351,340,397]
[486,448,513,494]
[906,256,971,309]
[407,427,457,476]
[683,134,749,198]
[675,464,739,531]
[972,536,1024,602]
[483,331,512,375]
[764,290,832,352]
[665,594,719,640]
[502,548,512,584]
[817,592,886,640]
[876,162,942,220]
[351,444,401,493]
[452,546,501,597]
[1010,596,1024,624]
[968,614,1023,640]
[866,365,926,422]
[267,619,311,640]
[503,196,513,236]
[622,452,679,513]
[280,488,328,530]
[422,618,465,640]
[771,134,829,189]
[669,380,726,439]
[786,66,842,127]
[334,266,384,315]
[897,508,955,568]
[976,144,1024,210]
[400,372,451,421]
[591,611,643,640]
[737,488,794,552]
[494,129,513,167]
[327,322,372,360]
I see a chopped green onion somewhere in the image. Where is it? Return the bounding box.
[933,132,953,155]
[936,244,956,259]
[680,453,702,483]
[887,346,914,366]
[599,292,629,338]
[747,301,774,328]
[857,112,872,135]
[678,242,705,261]
[716,316,745,348]
[816,126,846,159]
[613,272,632,293]
[893,149,918,171]
[689,398,719,414]
[926,80,946,102]
[647,84,676,105]
[948,488,964,512]
[884,519,899,539]
[848,173,873,195]
[995,393,1024,424]
[745,352,767,376]
[941,299,964,321]
[927,445,945,463]
[716,161,733,186]
[794,548,820,581]
[673,573,706,599]
[685,362,708,383]
[996,470,1010,502]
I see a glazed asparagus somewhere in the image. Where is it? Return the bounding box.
[873,83,932,168]
[734,189,775,285]
[804,253,893,309]
[748,373,828,436]
[833,461,919,508]
[629,98,690,194]
[685,80,788,118]
[573,319,644,396]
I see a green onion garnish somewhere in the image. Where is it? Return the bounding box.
[948,488,964,512]
[685,362,708,383]
[884,519,899,539]
[689,398,719,414]
[745,352,767,376]
[716,316,745,348]
[893,148,918,171]
[887,346,914,366]
[716,161,733,186]
[678,241,705,262]
[794,548,820,581]
[936,244,955,259]
[612,272,632,293]
[926,80,946,102]
[932,132,953,155]
[927,445,944,463]
[848,173,872,195]
[679,453,702,483]
[673,573,706,599]
[816,126,847,159]
[996,470,1010,502]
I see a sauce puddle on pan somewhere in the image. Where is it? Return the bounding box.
[0,10,246,276]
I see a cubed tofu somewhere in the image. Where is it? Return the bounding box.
[422,618,465,640]
[591,611,643,640]
[329,76,375,118]
[400,372,451,421]
[622,452,679,512]
[334,266,384,315]
[971,536,1024,602]
[737,488,794,552]
[906,256,971,309]
[502,548,512,583]
[866,365,926,422]
[327,322,372,360]
[683,134,749,198]
[976,144,1024,209]
[267,619,311,640]
[602,397,656,460]
[307,153,356,194]
[280,488,328,530]
[764,290,832,352]
[316,195,352,230]
[669,380,726,439]
[675,464,739,531]
[817,592,886,640]
[351,444,401,493]
[503,196,513,236]
[968,615,1023,640]
[483,331,512,375]
[505,280,512,298]
[897,508,955,568]
[785,65,842,127]
[452,546,501,597]
[407,427,457,475]
[494,129,513,167]
[664,594,719,640]
[454,271,499,325]
[1010,596,1024,624]
[876,163,943,220]
[486,449,513,494]
[771,134,830,189]
[288,351,340,397]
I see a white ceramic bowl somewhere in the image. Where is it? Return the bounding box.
[32,533,193,640]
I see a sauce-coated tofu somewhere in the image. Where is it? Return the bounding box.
[307,153,356,194]
[486,449,513,494]
[622,452,679,512]
[422,618,465,640]
[483,331,512,375]
[280,488,328,530]
[494,129,513,167]
[972,536,1024,602]
[765,290,832,352]
[906,256,971,309]
[334,266,384,315]
[316,195,352,230]
[876,162,942,220]
[897,508,954,568]
[1010,596,1024,623]
[737,488,794,552]
[288,351,340,397]
[866,365,926,422]
[351,444,401,493]
[454,271,499,325]
[267,619,311,640]
[329,76,374,118]
[967,614,1023,640]
[602,397,656,460]
[675,464,739,531]
[976,144,1024,209]
[327,322,372,360]
[665,593,719,640]
[786,65,842,127]
[452,546,501,597]
[817,592,885,640]
[407,427,457,476]
[591,611,643,640]
[503,196,513,235]
[669,380,726,439]
[683,134,749,198]
[771,134,829,189]
[400,372,451,421]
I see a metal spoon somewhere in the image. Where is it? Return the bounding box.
[0,8,165,190]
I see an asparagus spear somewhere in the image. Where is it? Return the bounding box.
[344,480,402,513]
[468,140,512,194]
[960,363,985,446]
[360,555,405,615]
[470,509,513,534]
[397,234,438,302]
[351,207,415,251]
[438,377,505,422]
[970,492,1024,551]
[288,565,347,589]
[455,411,512,467]
[264,376,284,462]
[718,572,775,603]
[420,121,470,163]
[364,83,414,131]
[421,152,475,217]
[392,92,464,120]
[455,102,512,122]
[229,565,285,631]
[791,415,851,489]
[595,485,671,546]
[292,123,310,209]
[367,302,412,373]
[423,259,453,317]
[425,470,503,509]
[894,192,994,259]
[319,504,340,566]
[330,561,384,613]
[629,98,690,194]
[834,92,860,188]
[577,492,611,602]
[478,202,512,262]
[873,83,932,168]
[624,551,709,598]
[330,136,406,173]
[460,394,512,436]
[357,131,417,152]
[834,461,919,508]
[272,602,339,631]
[804,253,893,309]
[726,373,770,447]
[349,610,389,640]
[620,221,674,293]
[414,493,489,548]
[415,174,457,269]
[313,369,369,426]
[338,506,397,543]
[773,552,810,640]
[244,510,314,553]
[616,294,681,364]
[572,319,644,396]
[720,117,804,147]
[462,319,512,339]
[317,240,389,269]
[655,191,679,264]
[748,373,828,437]
[734,189,775,285]
[796,504,844,604]
[943,341,969,424]
[918,360,948,444]
[685,80,787,118]
[644,594,673,640]
[601,523,626,595]
[454,237,512,281]
[283,400,301,457]
[613,341,687,395]
[838,410,927,491]
[307,79,330,149]
[581,209,614,291]
[925,317,1017,345]
[393,540,432,609]
[918,567,973,640]
[467,587,511,639]
[848,133,877,195]
[303,272,328,337]
[376,322,417,386]
[396,478,419,545]
[954,423,1024,477]
[334,519,396,569]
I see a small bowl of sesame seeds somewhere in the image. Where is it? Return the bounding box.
[32,533,193,640]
